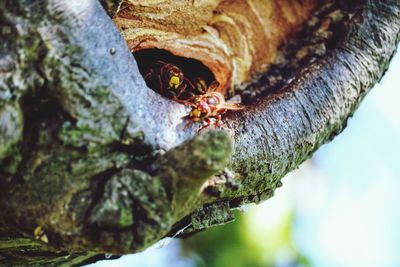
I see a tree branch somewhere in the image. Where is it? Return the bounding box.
[0,0,399,265]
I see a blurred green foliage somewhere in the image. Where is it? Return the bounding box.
[182,209,310,267]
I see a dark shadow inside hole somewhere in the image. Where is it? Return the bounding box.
[133,49,215,99]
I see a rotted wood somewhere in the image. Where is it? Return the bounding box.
[114,0,317,92]
[0,0,399,266]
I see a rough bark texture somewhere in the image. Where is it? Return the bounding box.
[0,0,399,266]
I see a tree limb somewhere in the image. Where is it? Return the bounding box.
[0,0,399,265]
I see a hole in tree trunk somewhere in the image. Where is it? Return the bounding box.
[133,49,217,100]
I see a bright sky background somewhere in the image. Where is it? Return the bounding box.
[289,47,400,267]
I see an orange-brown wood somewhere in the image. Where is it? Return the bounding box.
[114,0,318,93]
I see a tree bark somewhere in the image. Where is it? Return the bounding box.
[0,0,399,266]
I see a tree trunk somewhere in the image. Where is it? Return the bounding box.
[0,0,399,265]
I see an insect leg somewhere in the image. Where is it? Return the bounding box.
[177,83,187,98]
[183,118,195,130]
[198,118,213,132]
[215,114,222,127]
[184,77,196,91]
[203,105,212,117]
[156,60,168,66]
[185,92,197,102]
[143,68,156,84]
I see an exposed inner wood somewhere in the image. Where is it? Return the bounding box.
[114,0,318,93]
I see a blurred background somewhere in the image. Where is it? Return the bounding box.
[89,49,400,267]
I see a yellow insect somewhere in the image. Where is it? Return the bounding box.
[144,61,195,100]
[184,82,243,131]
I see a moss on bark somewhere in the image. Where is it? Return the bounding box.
[0,0,399,265]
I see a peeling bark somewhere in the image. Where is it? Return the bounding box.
[0,0,399,266]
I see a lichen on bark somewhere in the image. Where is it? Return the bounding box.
[0,0,399,266]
